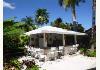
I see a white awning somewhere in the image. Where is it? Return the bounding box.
[25,26,86,35]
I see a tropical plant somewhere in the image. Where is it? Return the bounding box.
[59,0,85,44]
[70,23,84,32]
[4,19,31,66]
[21,16,36,32]
[9,58,21,69]
[86,50,96,57]
[59,0,85,24]
[51,17,62,27]
[35,8,49,26]
[3,20,25,48]
[51,17,71,29]
[20,34,30,46]
[91,0,96,51]
[21,16,34,26]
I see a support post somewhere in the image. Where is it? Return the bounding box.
[63,34,65,46]
[29,35,32,47]
[43,33,47,48]
[74,35,77,45]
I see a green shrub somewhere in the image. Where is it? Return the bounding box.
[20,34,30,46]
[26,65,39,70]
[9,58,21,69]
[79,48,96,57]
[4,58,21,70]
[86,50,96,57]
[79,48,87,54]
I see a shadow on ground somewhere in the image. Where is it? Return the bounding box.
[87,67,96,70]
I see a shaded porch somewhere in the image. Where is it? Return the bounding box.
[25,26,86,60]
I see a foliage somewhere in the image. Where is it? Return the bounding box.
[4,58,21,70]
[35,8,49,25]
[4,28,24,48]
[23,60,39,70]
[3,47,26,63]
[59,0,85,9]
[51,17,84,32]
[20,34,30,46]
[3,18,36,66]
[4,18,36,48]
[21,16,34,26]
[79,47,87,54]
[9,58,21,69]
[79,47,96,57]
[51,17,62,27]
[51,17,71,29]
[58,0,85,32]
[85,26,96,50]
[70,23,84,32]
[26,65,39,70]
[86,50,96,57]
[21,16,36,32]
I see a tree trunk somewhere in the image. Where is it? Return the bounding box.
[71,7,77,45]
[91,0,96,51]
[71,7,77,22]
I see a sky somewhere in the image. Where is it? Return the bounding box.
[3,0,92,30]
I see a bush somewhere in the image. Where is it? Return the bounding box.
[20,34,30,46]
[79,48,96,57]
[79,48,87,54]
[26,65,39,70]
[23,60,39,70]
[86,50,96,57]
[4,58,21,70]
[9,58,21,69]
[3,47,26,63]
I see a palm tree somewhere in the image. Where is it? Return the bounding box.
[91,0,96,39]
[35,8,49,26]
[59,0,85,44]
[91,0,96,50]
[59,0,85,23]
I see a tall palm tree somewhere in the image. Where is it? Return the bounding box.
[59,0,85,44]
[92,0,96,39]
[35,8,49,26]
[91,0,96,50]
[59,0,84,23]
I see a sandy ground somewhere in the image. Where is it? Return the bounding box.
[38,54,96,70]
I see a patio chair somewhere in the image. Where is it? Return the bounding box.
[57,46,64,58]
[39,54,46,62]
[34,48,41,59]
[69,44,79,55]
[73,44,79,52]
[38,49,46,62]
[48,47,57,60]
[34,48,46,62]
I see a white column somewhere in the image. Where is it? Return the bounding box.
[29,35,32,46]
[43,33,47,47]
[63,34,65,46]
[74,35,77,45]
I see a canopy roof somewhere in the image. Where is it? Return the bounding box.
[25,26,86,35]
